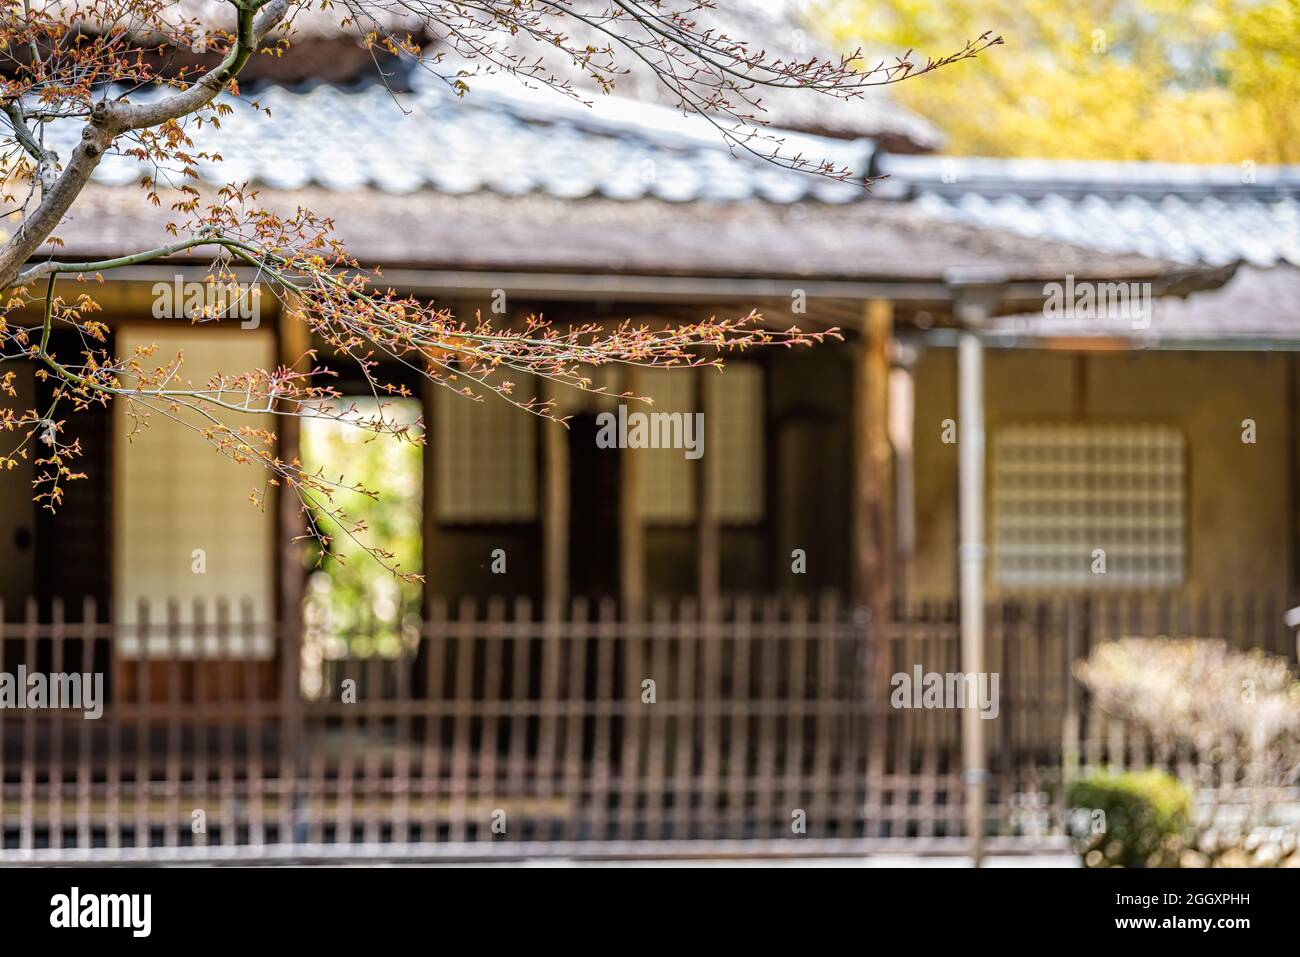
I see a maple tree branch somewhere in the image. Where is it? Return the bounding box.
[2,102,59,182]
[17,234,247,285]
[0,0,290,291]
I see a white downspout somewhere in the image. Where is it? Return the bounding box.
[948,272,1004,868]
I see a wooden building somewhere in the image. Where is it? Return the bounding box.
[2,7,1298,855]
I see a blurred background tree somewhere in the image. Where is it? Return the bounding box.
[300,398,423,674]
[817,0,1300,162]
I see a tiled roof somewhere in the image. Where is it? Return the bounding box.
[54,79,1296,274]
[34,78,1263,298]
[875,154,1300,268]
[984,266,1300,345]
[55,181,1176,285]
[873,157,1300,344]
[68,0,943,149]
[52,76,868,206]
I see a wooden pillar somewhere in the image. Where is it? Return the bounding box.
[857,299,895,833]
[420,297,468,602]
[889,341,919,609]
[853,300,895,620]
[421,376,438,601]
[695,370,719,616]
[542,379,570,610]
[276,292,311,685]
[1289,353,1299,605]
[621,370,646,617]
[276,293,310,811]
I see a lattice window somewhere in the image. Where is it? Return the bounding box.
[550,364,624,418]
[992,423,1186,589]
[633,366,766,524]
[707,364,764,523]
[635,369,696,523]
[435,378,537,521]
[114,327,276,657]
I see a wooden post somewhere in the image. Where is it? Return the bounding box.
[853,300,895,621]
[621,369,646,617]
[856,300,895,832]
[1288,353,1299,605]
[542,379,570,609]
[696,370,719,617]
[889,341,919,609]
[276,293,310,695]
[420,297,466,603]
[276,292,310,840]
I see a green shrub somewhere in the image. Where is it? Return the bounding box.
[1067,769,1192,868]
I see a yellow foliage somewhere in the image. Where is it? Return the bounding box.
[819,0,1300,162]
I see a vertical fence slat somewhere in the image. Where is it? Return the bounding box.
[697,598,722,841]
[20,597,37,852]
[809,593,836,838]
[193,599,211,852]
[77,597,96,851]
[447,596,476,844]
[505,597,532,842]
[361,633,384,846]
[164,599,181,851]
[617,598,644,841]
[479,596,506,842]
[785,597,809,839]
[419,596,447,845]
[643,599,671,841]
[536,597,563,841]
[588,598,616,842]
[672,598,699,841]
[560,597,589,842]
[48,598,64,851]
[134,598,151,851]
[727,596,754,841]
[756,597,780,839]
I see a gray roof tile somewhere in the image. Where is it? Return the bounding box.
[878,154,1300,268]
[986,266,1300,344]
[46,77,870,207]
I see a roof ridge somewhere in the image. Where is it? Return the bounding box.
[406,71,876,169]
[875,153,1300,201]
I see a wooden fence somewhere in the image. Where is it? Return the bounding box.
[0,592,1293,857]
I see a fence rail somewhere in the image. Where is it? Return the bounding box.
[0,592,1293,856]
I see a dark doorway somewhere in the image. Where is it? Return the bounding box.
[32,328,113,620]
[567,413,621,602]
[777,417,850,595]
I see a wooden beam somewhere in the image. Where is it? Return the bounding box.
[853,299,895,619]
